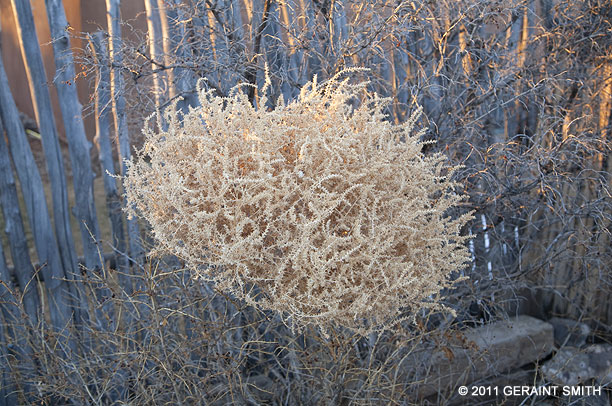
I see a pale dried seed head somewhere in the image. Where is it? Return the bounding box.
[124,70,473,335]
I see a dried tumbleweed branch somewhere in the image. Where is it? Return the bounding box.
[125,70,473,334]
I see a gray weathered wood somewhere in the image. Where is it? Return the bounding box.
[0,235,31,368]
[258,0,293,101]
[229,0,244,41]
[6,253,116,283]
[0,35,74,341]
[0,110,40,325]
[144,0,168,112]
[279,0,303,99]
[0,238,19,338]
[106,0,144,266]
[159,1,177,101]
[9,0,78,277]
[90,32,130,294]
[160,0,199,113]
[392,46,410,122]
[299,0,322,77]
[330,0,348,58]
[0,310,14,406]
[260,1,286,103]
[204,0,233,93]
[9,0,85,328]
[244,0,272,104]
[44,0,104,274]
[0,172,35,406]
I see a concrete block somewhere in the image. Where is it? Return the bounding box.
[549,317,591,348]
[403,315,554,399]
[542,344,612,386]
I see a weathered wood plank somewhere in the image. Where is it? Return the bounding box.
[245,0,272,104]
[260,1,286,102]
[144,0,168,112]
[105,0,144,267]
[0,109,40,325]
[9,0,84,329]
[0,242,18,406]
[40,4,111,325]
[298,0,322,77]
[0,37,74,342]
[90,31,130,295]
[44,0,104,274]
[0,218,35,405]
[0,311,14,406]
[279,0,304,99]
[161,0,199,113]
[6,253,116,283]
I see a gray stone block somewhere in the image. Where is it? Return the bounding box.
[542,344,612,386]
[549,317,591,348]
[404,315,554,399]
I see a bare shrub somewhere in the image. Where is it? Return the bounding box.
[0,258,475,405]
[124,70,473,334]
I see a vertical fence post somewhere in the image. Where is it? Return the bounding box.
[90,31,132,303]
[44,0,104,274]
[162,0,199,113]
[0,311,14,406]
[0,116,40,325]
[0,240,18,406]
[144,0,168,113]
[0,36,74,349]
[279,0,304,99]
[245,0,272,104]
[0,237,38,404]
[106,0,145,267]
[298,0,322,77]
[9,0,85,328]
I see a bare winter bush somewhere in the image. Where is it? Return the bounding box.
[124,71,473,334]
[0,259,474,405]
